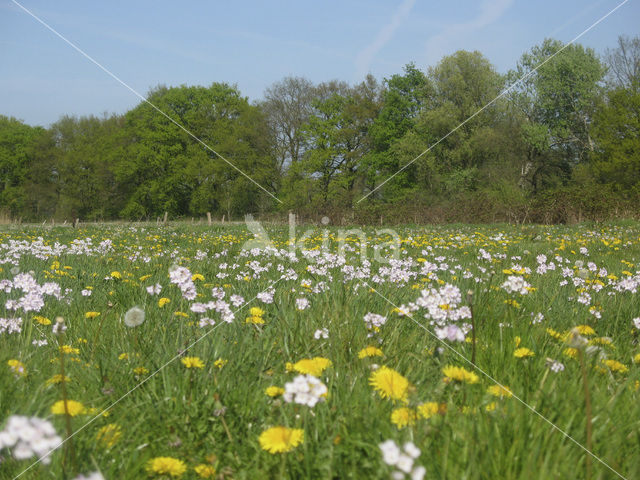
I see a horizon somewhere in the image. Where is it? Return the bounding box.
[1,0,638,128]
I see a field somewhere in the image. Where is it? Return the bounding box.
[1,222,639,480]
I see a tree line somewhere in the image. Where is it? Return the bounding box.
[1,36,639,224]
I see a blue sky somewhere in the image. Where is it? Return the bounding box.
[1,0,638,127]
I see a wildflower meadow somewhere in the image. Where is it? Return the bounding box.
[1,221,639,479]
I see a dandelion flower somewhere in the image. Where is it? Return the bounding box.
[194,464,216,478]
[33,315,51,325]
[442,365,479,384]
[214,359,228,369]
[265,386,285,397]
[85,311,100,319]
[51,400,86,416]
[245,316,265,324]
[46,374,70,385]
[417,402,441,419]
[158,297,171,308]
[390,407,416,428]
[181,357,204,369]
[358,346,384,359]
[369,366,410,402]
[575,325,596,336]
[259,426,304,453]
[146,456,187,477]
[514,348,535,358]
[249,307,264,317]
[96,424,122,448]
[487,385,513,398]
[602,359,628,373]
[124,306,145,328]
[60,345,80,355]
[289,357,332,377]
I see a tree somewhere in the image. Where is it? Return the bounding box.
[0,116,46,217]
[605,35,640,91]
[508,39,606,191]
[119,83,277,219]
[260,77,315,175]
[591,86,640,191]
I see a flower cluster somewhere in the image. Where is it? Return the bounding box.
[169,265,197,300]
[283,374,327,407]
[379,440,425,480]
[0,415,62,464]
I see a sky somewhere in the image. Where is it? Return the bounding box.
[1,0,638,127]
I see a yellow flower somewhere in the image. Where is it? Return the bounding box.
[369,366,410,402]
[514,348,535,358]
[60,345,80,355]
[358,346,384,359]
[486,401,498,412]
[181,357,205,369]
[158,297,171,308]
[249,307,264,317]
[564,347,578,359]
[602,359,628,373]
[7,359,26,377]
[417,402,440,419]
[33,315,51,325]
[390,407,416,428]
[574,325,596,336]
[174,311,188,318]
[110,271,122,279]
[487,385,513,398]
[245,316,265,324]
[194,464,216,478]
[51,400,86,416]
[96,424,122,448]
[442,365,479,384]
[192,273,205,282]
[214,359,228,369]
[146,456,187,477]
[259,426,304,454]
[118,353,129,360]
[85,311,100,319]
[133,366,149,375]
[265,386,285,397]
[514,336,521,348]
[46,374,70,385]
[290,357,332,377]
[633,353,640,364]
[139,274,152,281]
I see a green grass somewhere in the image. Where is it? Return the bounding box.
[0,223,639,479]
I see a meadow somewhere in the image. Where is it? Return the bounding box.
[0,221,639,480]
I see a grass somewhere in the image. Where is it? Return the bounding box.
[0,222,639,479]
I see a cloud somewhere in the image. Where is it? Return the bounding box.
[355,0,417,79]
[425,0,513,63]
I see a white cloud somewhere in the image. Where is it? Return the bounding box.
[355,0,417,80]
[425,0,513,63]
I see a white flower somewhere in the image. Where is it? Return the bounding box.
[0,416,62,464]
[396,454,414,473]
[295,298,310,310]
[379,439,400,466]
[633,317,640,330]
[72,473,105,480]
[313,328,329,339]
[403,442,421,459]
[411,466,426,480]
[283,375,327,408]
[123,306,145,328]
[81,289,92,297]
